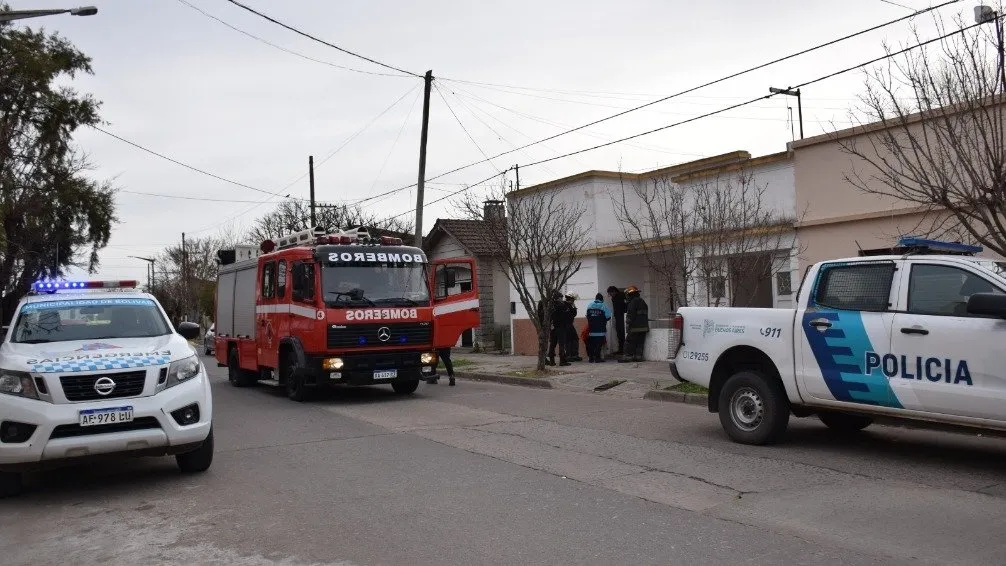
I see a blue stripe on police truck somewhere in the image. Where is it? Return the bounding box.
[801,310,903,408]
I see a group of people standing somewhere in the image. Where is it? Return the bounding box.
[541,285,649,366]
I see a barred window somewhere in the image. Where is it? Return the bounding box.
[814,262,895,311]
[776,271,792,296]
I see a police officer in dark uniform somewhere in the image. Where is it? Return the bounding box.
[619,286,649,363]
[547,291,571,366]
[564,293,581,362]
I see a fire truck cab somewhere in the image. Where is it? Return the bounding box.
[213,227,478,401]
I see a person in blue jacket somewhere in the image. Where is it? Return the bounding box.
[585,293,612,363]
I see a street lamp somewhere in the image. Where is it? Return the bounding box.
[769,87,803,140]
[0,6,97,23]
[976,5,1006,90]
[129,256,156,293]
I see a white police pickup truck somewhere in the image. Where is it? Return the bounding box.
[0,280,213,496]
[669,238,1006,445]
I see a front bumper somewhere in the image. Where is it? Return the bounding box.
[307,350,437,386]
[0,371,212,471]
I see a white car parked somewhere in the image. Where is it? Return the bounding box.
[0,280,213,496]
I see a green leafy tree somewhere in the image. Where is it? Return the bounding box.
[0,18,116,322]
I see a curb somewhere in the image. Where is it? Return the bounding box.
[455,371,553,389]
[643,389,708,406]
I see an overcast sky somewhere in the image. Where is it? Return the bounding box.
[10,0,971,283]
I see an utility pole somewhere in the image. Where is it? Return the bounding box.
[515,164,520,192]
[181,232,188,322]
[769,87,803,140]
[309,155,317,228]
[414,69,433,249]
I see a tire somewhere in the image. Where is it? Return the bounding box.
[0,471,23,498]
[818,412,873,433]
[176,429,214,473]
[283,351,310,402]
[228,348,256,387]
[392,378,420,395]
[718,370,790,445]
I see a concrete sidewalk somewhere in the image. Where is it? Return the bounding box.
[444,350,683,399]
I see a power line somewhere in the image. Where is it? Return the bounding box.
[185,83,421,234]
[223,0,421,78]
[361,90,423,205]
[277,82,421,196]
[387,16,988,217]
[91,125,294,199]
[118,189,283,203]
[434,82,501,173]
[518,18,989,170]
[175,0,409,78]
[387,168,512,220]
[421,0,958,183]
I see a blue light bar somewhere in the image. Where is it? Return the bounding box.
[897,237,983,254]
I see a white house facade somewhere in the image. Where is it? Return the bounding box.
[507,150,798,360]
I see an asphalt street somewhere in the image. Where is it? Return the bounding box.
[4,356,1006,565]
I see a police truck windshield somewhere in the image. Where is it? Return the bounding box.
[12,298,172,344]
[322,263,430,307]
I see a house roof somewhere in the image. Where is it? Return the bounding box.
[424,218,503,256]
[506,150,789,199]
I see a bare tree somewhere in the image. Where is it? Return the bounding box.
[458,183,589,371]
[246,200,413,244]
[842,12,1006,254]
[612,171,794,311]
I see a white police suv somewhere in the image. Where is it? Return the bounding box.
[0,280,213,496]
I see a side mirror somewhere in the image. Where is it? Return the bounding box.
[966,293,1006,318]
[177,321,200,340]
[444,267,457,289]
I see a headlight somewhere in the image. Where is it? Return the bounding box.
[0,369,39,400]
[420,352,437,365]
[323,358,344,371]
[165,355,201,389]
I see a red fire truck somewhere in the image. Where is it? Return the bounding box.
[213,226,478,401]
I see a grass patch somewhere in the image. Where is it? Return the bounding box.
[664,382,709,394]
[439,357,475,369]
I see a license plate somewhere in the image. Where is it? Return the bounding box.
[373,370,397,380]
[79,406,134,427]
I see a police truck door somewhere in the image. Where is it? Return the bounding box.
[890,260,1006,421]
[431,259,479,349]
[796,261,902,409]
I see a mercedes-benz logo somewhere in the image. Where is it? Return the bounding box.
[94,377,116,396]
[377,327,391,342]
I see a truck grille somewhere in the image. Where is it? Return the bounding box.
[327,323,431,348]
[59,370,147,402]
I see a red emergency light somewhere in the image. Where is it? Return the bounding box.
[380,236,403,245]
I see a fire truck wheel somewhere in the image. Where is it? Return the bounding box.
[228,348,256,387]
[392,378,420,395]
[283,352,311,402]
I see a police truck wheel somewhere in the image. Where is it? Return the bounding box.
[176,429,214,473]
[283,353,310,402]
[0,471,23,498]
[228,349,255,387]
[818,412,873,433]
[718,370,790,445]
[392,378,420,395]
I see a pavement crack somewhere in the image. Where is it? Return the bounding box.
[458,422,750,496]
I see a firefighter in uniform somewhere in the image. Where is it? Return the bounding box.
[619,286,649,363]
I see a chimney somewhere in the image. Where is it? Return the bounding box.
[483,200,504,222]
